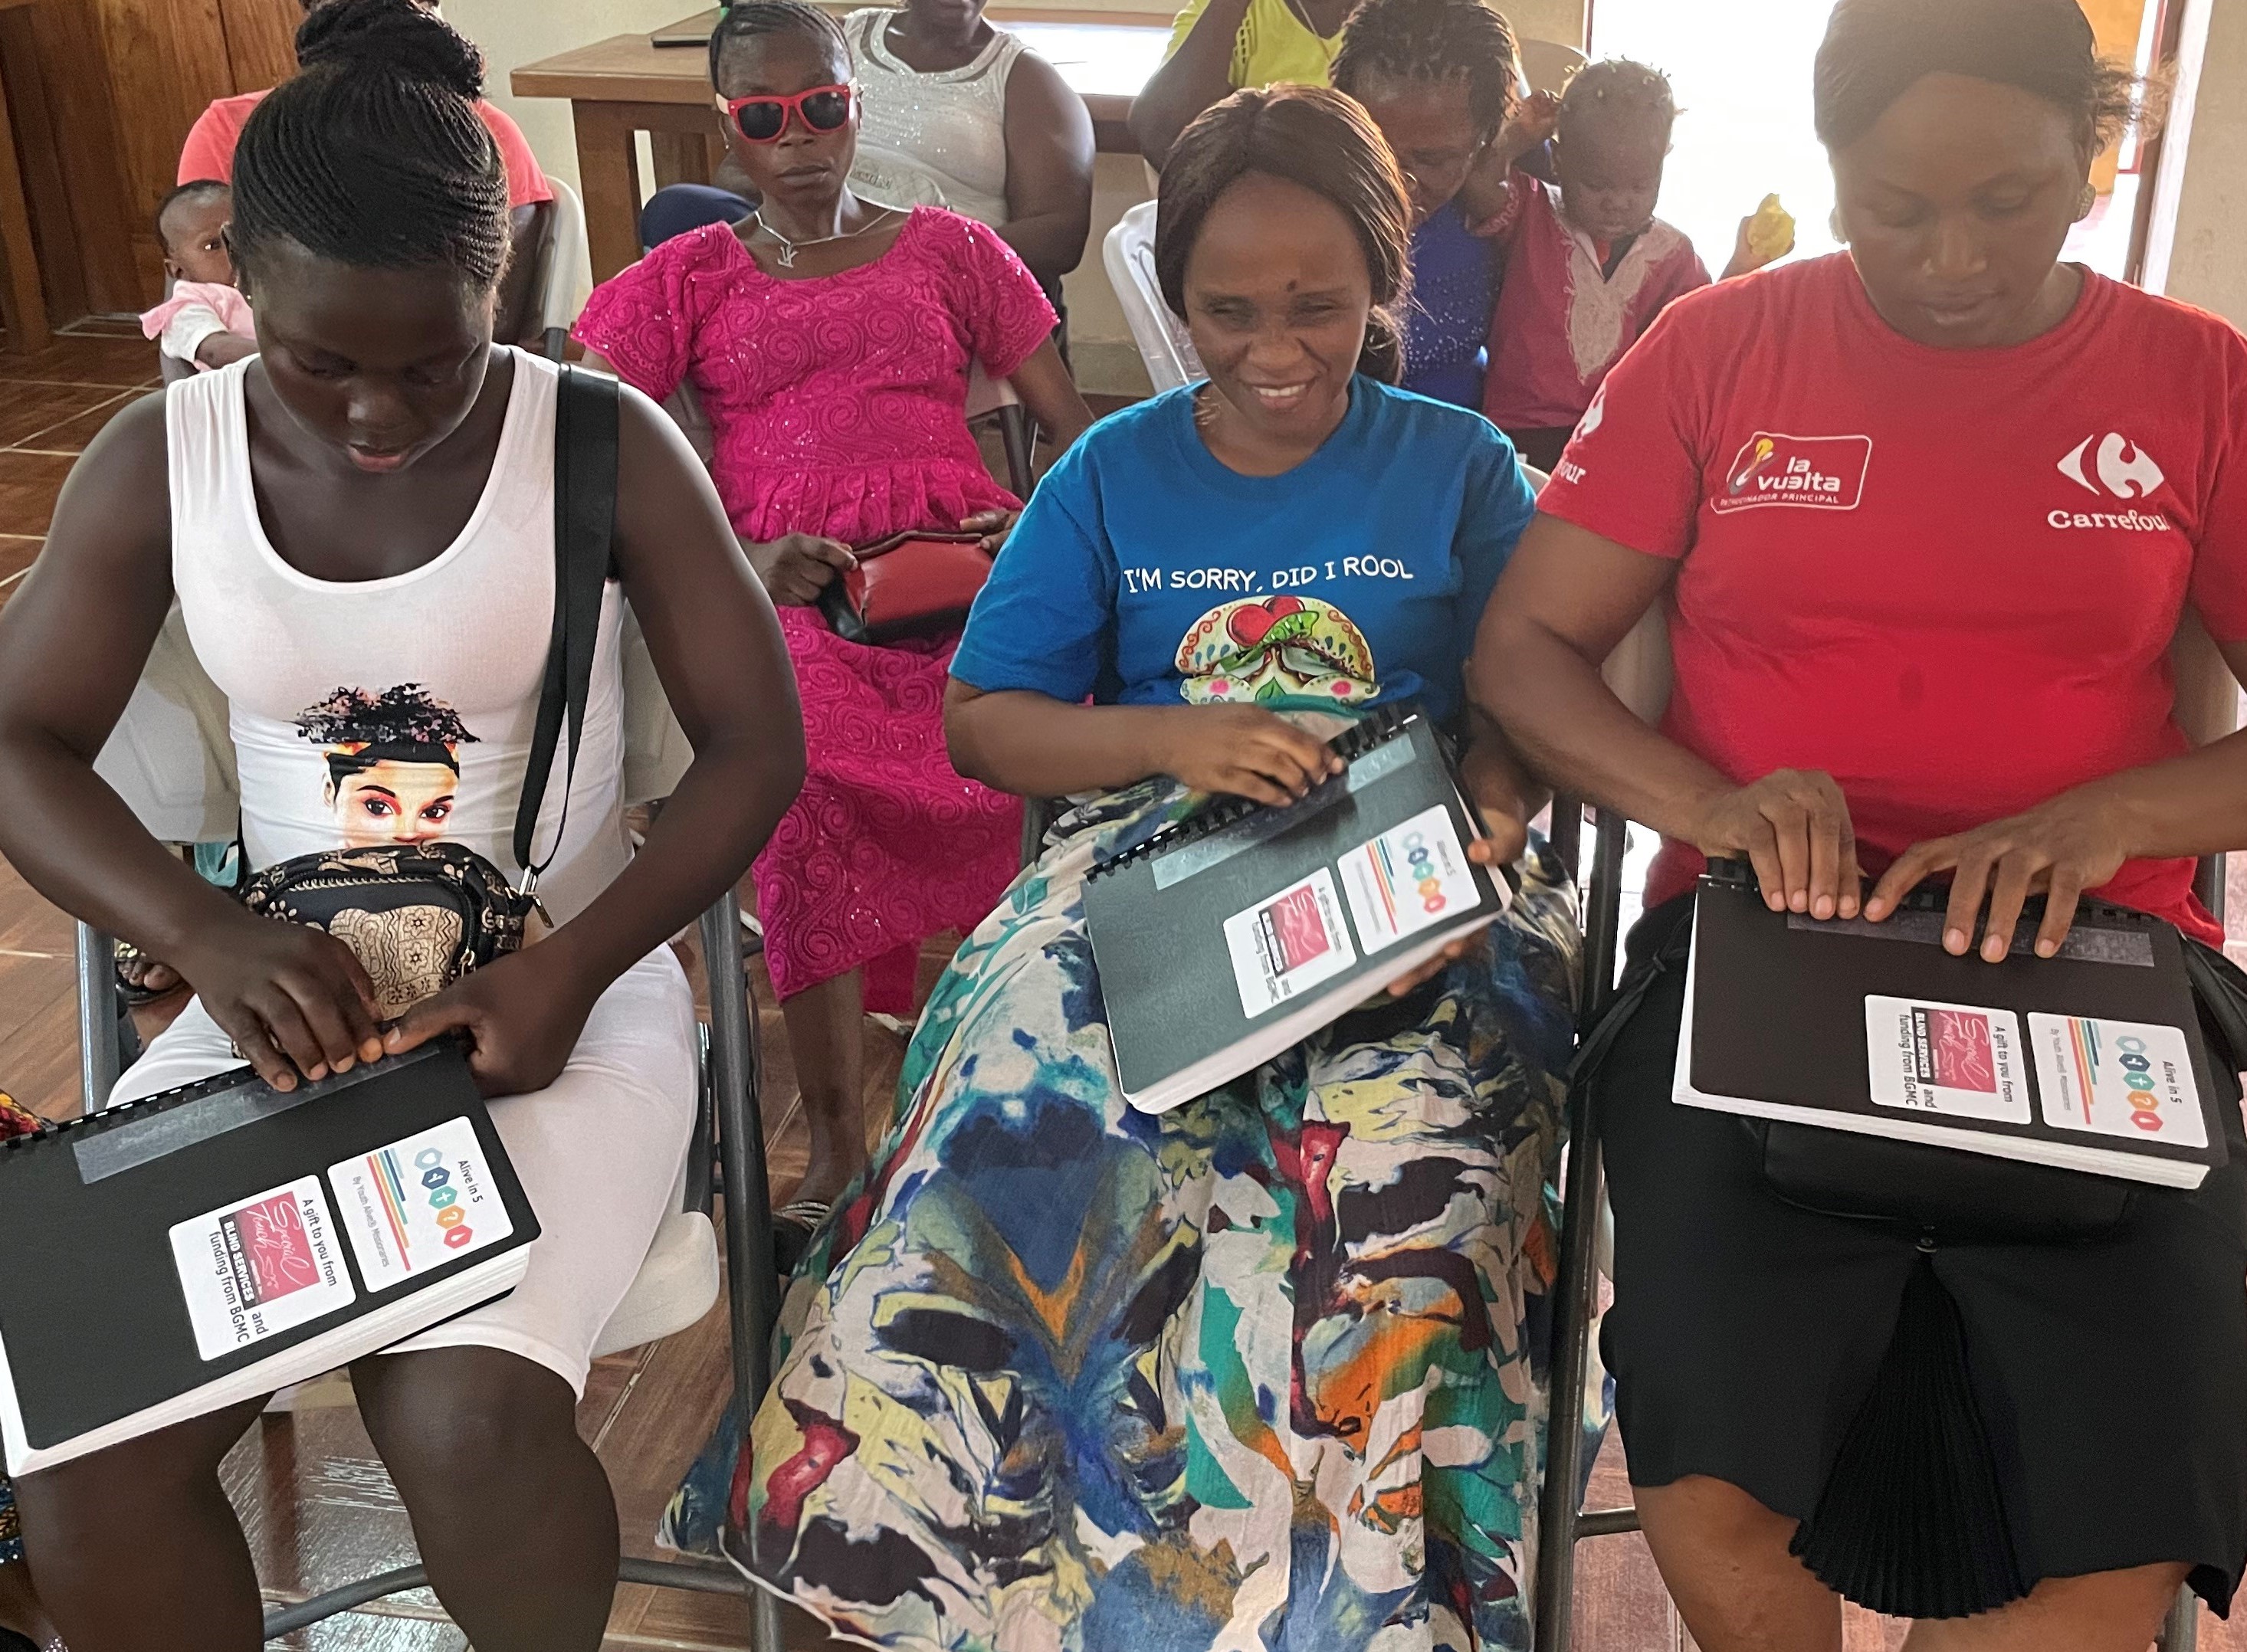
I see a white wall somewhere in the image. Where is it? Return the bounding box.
[2142,0,2247,324]
[1508,0,1588,48]
[448,0,687,196]
[1070,156,1159,395]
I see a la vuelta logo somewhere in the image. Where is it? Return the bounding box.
[1712,431,1873,513]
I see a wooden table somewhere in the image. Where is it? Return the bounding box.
[0,0,56,352]
[513,7,1172,282]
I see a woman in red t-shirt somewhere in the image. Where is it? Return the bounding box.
[1477,0,2247,1644]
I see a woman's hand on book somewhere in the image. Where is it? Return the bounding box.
[1864,789,2132,962]
[178,917,385,1092]
[746,533,855,605]
[1680,769,1863,919]
[382,946,600,1099]
[1154,705,1343,808]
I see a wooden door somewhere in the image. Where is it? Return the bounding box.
[17,0,298,320]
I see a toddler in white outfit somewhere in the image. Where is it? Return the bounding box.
[139,181,258,372]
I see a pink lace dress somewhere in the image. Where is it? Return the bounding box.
[574,209,1056,1010]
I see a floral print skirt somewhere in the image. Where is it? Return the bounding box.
[668,778,1583,1650]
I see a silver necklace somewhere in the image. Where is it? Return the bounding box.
[751,206,898,269]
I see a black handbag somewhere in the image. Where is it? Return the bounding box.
[1749,900,2247,1244]
[1583,874,2247,1246]
[235,364,620,1021]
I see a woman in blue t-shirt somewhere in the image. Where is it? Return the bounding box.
[691,85,1581,1651]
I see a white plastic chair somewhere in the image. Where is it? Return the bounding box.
[530,176,592,361]
[1103,199,1203,395]
[77,604,789,1650]
[1530,605,2232,1652]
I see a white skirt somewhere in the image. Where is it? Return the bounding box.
[108,947,700,1395]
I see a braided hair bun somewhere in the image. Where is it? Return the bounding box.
[233,0,509,291]
[295,0,487,99]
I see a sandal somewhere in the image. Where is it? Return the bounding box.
[113,940,181,1007]
[771,1198,832,1277]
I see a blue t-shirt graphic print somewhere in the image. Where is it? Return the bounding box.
[950,379,1536,725]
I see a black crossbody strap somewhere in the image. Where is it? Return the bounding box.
[513,362,620,893]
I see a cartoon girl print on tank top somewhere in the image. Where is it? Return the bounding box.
[297,684,478,849]
[287,683,487,1017]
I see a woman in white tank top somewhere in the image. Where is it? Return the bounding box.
[844,4,1023,226]
[841,0,1094,292]
[0,5,802,1650]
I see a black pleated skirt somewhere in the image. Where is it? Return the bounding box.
[1596,896,2247,1619]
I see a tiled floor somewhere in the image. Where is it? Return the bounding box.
[2,325,2244,1650]
[0,318,157,606]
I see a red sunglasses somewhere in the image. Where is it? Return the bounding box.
[718,84,857,143]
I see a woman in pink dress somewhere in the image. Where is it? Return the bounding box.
[574,0,1091,1244]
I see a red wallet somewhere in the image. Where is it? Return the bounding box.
[818,529,995,645]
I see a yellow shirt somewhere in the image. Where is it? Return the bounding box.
[1163,0,1342,89]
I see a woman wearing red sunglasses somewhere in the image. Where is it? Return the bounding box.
[576,0,1091,1267]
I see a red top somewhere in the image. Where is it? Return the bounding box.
[177,90,554,208]
[1538,254,2247,946]
[1478,177,1710,432]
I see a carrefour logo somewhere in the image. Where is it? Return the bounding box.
[2057,433,2164,500]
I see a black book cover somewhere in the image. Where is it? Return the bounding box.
[1084,707,1507,1111]
[651,9,720,45]
[0,1041,536,1456]
[1685,865,2229,1180]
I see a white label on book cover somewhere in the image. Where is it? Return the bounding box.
[169,1176,356,1361]
[1339,805,1481,954]
[2027,1014,2206,1148]
[330,1116,513,1292]
[1864,997,2029,1123]
[1224,867,1356,1018]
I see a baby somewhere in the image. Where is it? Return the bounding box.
[139,180,258,372]
[1476,61,1789,474]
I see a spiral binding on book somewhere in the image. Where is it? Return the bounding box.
[1084,702,1424,885]
[1700,856,2155,928]
[0,1063,259,1154]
